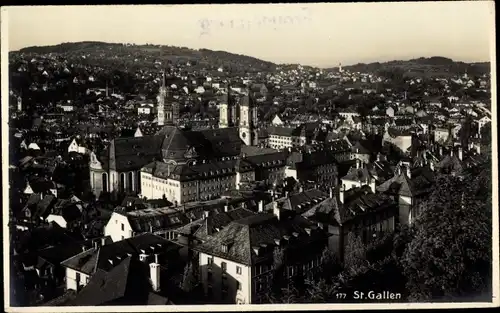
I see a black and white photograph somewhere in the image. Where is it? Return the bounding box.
[1,2,498,311]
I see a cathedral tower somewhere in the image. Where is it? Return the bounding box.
[239,88,258,146]
[219,83,236,128]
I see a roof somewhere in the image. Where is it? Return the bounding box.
[61,233,177,275]
[303,187,398,226]
[376,166,435,197]
[108,135,163,171]
[176,207,257,240]
[342,164,373,183]
[160,126,241,162]
[125,207,189,233]
[264,189,329,215]
[68,256,155,306]
[194,212,326,266]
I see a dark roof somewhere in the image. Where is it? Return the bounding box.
[126,207,189,233]
[61,233,177,275]
[177,207,256,240]
[376,166,435,197]
[303,187,397,226]
[109,135,163,171]
[265,189,329,214]
[342,164,373,183]
[68,256,154,306]
[159,126,241,162]
[194,212,326,265]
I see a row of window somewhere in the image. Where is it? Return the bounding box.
[207,257,243,274]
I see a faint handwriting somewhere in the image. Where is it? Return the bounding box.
[198,8,312,36]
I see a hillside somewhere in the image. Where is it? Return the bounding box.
[13,41,277,74]
[329,57,490,78]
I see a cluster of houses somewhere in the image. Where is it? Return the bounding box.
[8,50,491,306]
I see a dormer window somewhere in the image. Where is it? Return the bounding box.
[292,232,299,238]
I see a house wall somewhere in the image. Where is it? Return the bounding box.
[398,195,413,225]
[199,252,251,304]
[65,267,90,291]
[46,214,67,228]
[104,212,133,242]
[284,167,297,180]
[141,171,237,204]
[236,171,256,189]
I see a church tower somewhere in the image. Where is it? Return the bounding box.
[339,63,343,73]
[239,88,258,146]
[157,71,166,126]
[219,83,236,128]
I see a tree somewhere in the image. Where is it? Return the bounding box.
[180,262,199,293]
[402,171,492,301]
[344,233,368,274]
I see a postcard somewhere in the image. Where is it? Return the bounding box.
[1,2,498,312]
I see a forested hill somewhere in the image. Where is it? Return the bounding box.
[329,57,490,78]
[14,41,277,73]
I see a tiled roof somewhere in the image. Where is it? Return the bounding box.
[303,187,397,226]
[194,212,325,266]
[342,164,373,183]
[109,135,163,171]
[376,166,435,197]
[61,234,176,274]
[68,256,155,306]
[265,189,329,215]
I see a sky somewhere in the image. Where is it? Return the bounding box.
[3,2,495,68]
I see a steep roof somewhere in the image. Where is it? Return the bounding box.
[194,212,325,266]
[67,256,157,306]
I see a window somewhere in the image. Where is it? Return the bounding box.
[207,257,213,266]
[236,266,242,275]
[236,281,242,290]
[75,272,81,282]
[121,223,124,231]
[207,271,213,281]
[221,262,227,272]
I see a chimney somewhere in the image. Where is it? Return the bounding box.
[458,147,463,161]
[329,187,333,199]
[369,178,376,194]
[150,261,161,292]
[450,149,454,157]
[439,146,443,157]
[224,204,229,212]
[258,200,264,212]
[93,240,99,250]
[356,159,361,169]
[203,210,210,219]
[273,202,281,220]
[101,237,107,246]
[339,185,345,204]
[299,185,304,193]
[430,161,435,171]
